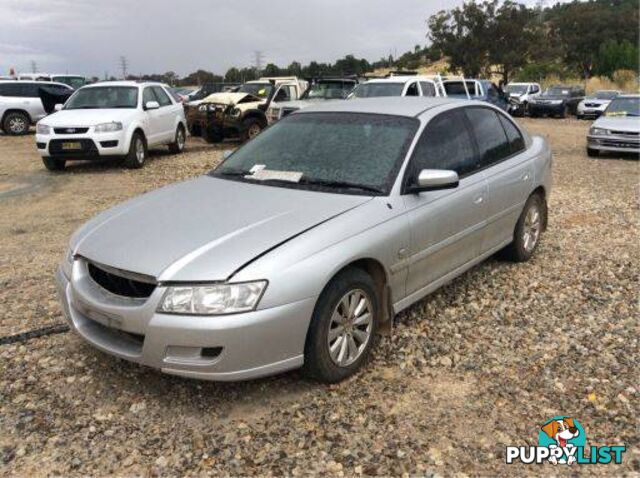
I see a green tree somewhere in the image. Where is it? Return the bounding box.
[595,40,639,78]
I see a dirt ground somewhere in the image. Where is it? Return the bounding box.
[0,119,638,476]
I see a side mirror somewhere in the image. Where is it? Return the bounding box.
[223,150,233,159]
[411,169,459,193]
[145,101,160,110]
[54,103,63,111]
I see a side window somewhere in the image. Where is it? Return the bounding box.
[497,114,525,155]
[19,83,41,97]
[531,85,539,94]
[152,86,172,106]
[287,85,297,100]
[405,82,419,97]
[420,81,436,97]
[142,87,157,105]
[465,107,512,168]
[274,87,290,102]
[408,109,478,180]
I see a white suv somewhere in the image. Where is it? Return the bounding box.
[349,76,446,98]
[35,81,187,171]
[0,80,73,135]
[505,82,541,116]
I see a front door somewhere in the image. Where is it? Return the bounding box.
[402,108,488,296]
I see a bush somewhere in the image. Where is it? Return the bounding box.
[612,69,639,92]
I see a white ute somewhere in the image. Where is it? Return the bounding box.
[35,81,187,171]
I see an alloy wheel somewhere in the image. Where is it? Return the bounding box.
[248,124,261,139]
[522,205,541,252]
[135,138,145,163]
[177,129,185,150]
[9,117,27,134]
[327,289,373,367]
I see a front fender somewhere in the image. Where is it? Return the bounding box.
[233,197,411,311]
[123,120,148,150]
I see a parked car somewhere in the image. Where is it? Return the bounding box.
[17,73,87,89]
[505,82,542,116]
[442,79,509,111]
[35,81,187,170]
[55,97,552,383]
[0,80,73,135]
[185,82,240,105]
[576,90,620,119]
[528,85,585,118]
[267,77,358,124]
[349,76,445,99]
[586,94,639,157]
[187,77,308,143]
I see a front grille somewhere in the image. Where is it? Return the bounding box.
[54,127,89,134]
[49,138,98,157]
[88,262,156,298]
[584,103,600,108]
[611,130,639,137]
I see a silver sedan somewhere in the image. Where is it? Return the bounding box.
[56,97,552,383]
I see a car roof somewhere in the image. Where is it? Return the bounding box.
[0,79,71,87]
[615,94,640,98]
[82,81,162,88]
[296,97,465,118]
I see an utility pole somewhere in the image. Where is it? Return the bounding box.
[30,60,38,74]
[253,51,264,77]
[537,0,545,23]
[119,56,129,80]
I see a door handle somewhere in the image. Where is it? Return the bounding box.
[473,196,484,205]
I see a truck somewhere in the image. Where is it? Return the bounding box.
[186,77,308,143]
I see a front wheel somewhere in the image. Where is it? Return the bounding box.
[587,147,600,158]
[241,117,264,142]
[502,194,545,262]
[124,132,147,169]
[303,268,379,383]
[168,125,186,154]
[42,157,66,171]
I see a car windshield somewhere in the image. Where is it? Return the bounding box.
[65,86,138,109]
[53,76,85,89]
[352,83,405,98]
[594,90,619,100]
[605,97,640,117]
[544,87,570,96]
[212,113,418,195]
[302,81,354,100]
[506,84,528,94]
[238,83,273,98]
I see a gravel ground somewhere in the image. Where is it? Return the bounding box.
[0,120,638,476]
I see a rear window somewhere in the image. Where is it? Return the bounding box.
[352,83,405,98]
[443,81,477,97]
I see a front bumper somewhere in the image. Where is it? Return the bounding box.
[55,261,315,381]
[36,130,129,158]
[529,102,566,116]
[577,106,605,118]
[587,134,640,154]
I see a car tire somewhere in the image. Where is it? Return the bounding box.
[560,105,569,118]
[241,117,264,142]
[303,267,379,383]
[42,157,66,171]
[124,132,147,169]
[502,193,545,262]
[168,125,186,154]
[204,127,223,144]
[587,147,600,158]
[3,111,30,135]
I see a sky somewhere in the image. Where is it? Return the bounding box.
[0,0,556,78]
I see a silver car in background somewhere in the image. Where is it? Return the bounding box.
[56,98,552,383]
[587,95,640,157]
[577,90,620,119]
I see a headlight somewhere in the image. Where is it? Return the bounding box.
[589,127,609,136]
[550,100,563,105]
[94,122,123,133]
[61,247,74,279]
[158,281,267,315]
[36,123,50,135]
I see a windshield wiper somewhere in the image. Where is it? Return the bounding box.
[300,178,384,194]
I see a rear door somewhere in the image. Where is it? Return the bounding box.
[19,83,47,122]
[402,108,488,295]
[464,106,532,252]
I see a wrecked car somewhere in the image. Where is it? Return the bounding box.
[187,77,307,142]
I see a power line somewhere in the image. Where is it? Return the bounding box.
[119,56,129,79]
[253,50,264,76]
